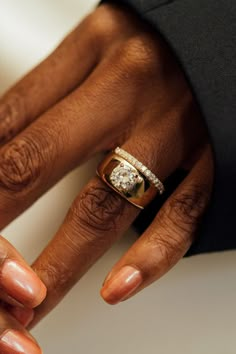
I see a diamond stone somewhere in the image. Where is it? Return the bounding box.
[110,163,142,192]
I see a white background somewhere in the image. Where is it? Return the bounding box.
[0,1,236,353]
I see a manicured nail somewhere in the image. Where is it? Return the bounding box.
[0,330,42,354]
[1,260,47,307]
[101,265,143,304]
[9,307,35,327]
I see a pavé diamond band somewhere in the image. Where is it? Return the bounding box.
[96,147,165,209]
[114,147,165,194]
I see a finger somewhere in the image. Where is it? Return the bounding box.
[0,308,41,354]
[0,236,46,308]
[0,54,204,232]
[30,122,203,326]
[0,51,158,229]
[100,145,213,304]
[0,13,100,145]
[30,177,139,326]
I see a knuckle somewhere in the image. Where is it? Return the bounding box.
[0,123,63,194]
[167,184,209,230]
[70,180,126,235]
[119,36,159,80]
[86,5,122,44]
[146,185,209,266]
[0,134,44,193]
[148,229,187,268]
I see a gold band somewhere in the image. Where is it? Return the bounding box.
[96,149,164,209]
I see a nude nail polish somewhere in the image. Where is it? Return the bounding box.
[1,260,47,308]
[101,265,143,305]
[0,330,42,354]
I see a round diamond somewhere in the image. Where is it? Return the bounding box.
[110,164,142,192]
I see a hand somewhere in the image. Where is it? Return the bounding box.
[0,3,213,326]
[0,236,46,353]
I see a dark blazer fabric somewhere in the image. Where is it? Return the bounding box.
[101,0,236,256]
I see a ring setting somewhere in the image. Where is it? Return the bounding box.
[97,147,165,209]
[114,147,164,194]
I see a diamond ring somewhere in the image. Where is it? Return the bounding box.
[96,147,165,209]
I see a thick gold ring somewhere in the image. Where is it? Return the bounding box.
[96,147,165,209]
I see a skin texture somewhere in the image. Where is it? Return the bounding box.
[0,3,214,349]
[0,237,45,353]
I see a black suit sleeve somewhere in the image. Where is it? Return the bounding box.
[100,0,236,255]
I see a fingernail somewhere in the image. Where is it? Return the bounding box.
[0,330,42,354]
[9,307,35,327]
[101,265,143,305]
[1,260,47,308]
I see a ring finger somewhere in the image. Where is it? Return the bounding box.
[30,120,207,325]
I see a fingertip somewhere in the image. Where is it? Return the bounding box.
[1,260,47,308]
[101,266,143,305]
[100,288,119,305]
[0,330,42,354]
